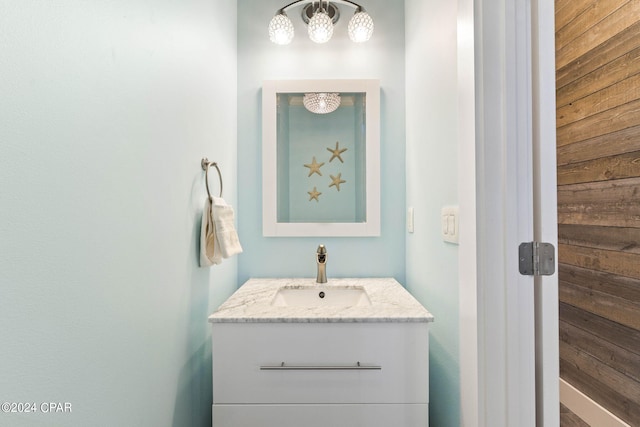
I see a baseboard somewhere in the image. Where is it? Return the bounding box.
[559,378,630,427]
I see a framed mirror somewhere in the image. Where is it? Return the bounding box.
[262,79,380,237]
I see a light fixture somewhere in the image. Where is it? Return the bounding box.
[347,10,374,42]
[307,4,334,43]
[269,1,374,45]
[303,93,341,114]
[268,11,295,45]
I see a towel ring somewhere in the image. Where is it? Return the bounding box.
[201,157,223,200]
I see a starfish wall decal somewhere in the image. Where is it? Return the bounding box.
[329,173,346,191]
[308,187,322,202]
[327,141,347,163]
[303,156,324,176]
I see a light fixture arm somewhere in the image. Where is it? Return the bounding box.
[334,0,366,12]
[275,0,365,15]
[275,0,305,15]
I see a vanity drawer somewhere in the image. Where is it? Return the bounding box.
[211,322,429,404]
[212,403,429,427]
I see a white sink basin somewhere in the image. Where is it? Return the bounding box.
[271,285,372,308]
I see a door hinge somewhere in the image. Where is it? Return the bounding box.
[519,242,555,276]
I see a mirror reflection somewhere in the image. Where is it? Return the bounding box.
[262,79,380,237]
[276,92,366,224]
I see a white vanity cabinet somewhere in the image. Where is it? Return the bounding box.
[208,278,433,427]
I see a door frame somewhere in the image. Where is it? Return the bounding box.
[459,0,559,425]
[531,0,560,424]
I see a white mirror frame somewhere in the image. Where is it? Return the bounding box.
[262,79,380,237]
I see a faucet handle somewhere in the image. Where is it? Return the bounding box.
[317,244,326,254]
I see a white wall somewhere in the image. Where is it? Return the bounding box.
[405,0,461,426]
[0,1,237,425]
[457,0,479,424]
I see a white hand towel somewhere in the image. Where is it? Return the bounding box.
[211,197,243,259]
[199,197,242,267]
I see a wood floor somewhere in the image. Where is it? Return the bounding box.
[560,403,590,427]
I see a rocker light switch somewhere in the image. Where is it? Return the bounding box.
[407,207,414,233]
[441,206,459,244]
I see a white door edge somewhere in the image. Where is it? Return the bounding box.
[531,0,560,425]
[468,0,558,425]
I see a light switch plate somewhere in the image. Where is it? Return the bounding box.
[407,207,414,233]
[441,206,459,244]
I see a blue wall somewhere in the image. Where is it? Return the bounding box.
[0,1,238,426]
[0,1,464,425]
[405,0,461,426]
[284,103,362,223]
[237,0,406,283]
[237,4,462,424]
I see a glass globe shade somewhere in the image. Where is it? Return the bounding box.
[308,10,333,44]
[348,11,374,43]
[303,93,341,114]
[268,13,294,45]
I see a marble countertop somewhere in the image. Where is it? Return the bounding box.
[208,278,434,323]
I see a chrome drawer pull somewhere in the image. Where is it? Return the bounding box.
[260,361,381,371]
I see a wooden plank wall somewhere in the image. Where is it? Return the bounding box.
[556,0,640,425]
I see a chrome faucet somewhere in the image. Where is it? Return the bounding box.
[316,245,327,283]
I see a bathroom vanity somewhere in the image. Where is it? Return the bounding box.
[208,278,434,427]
